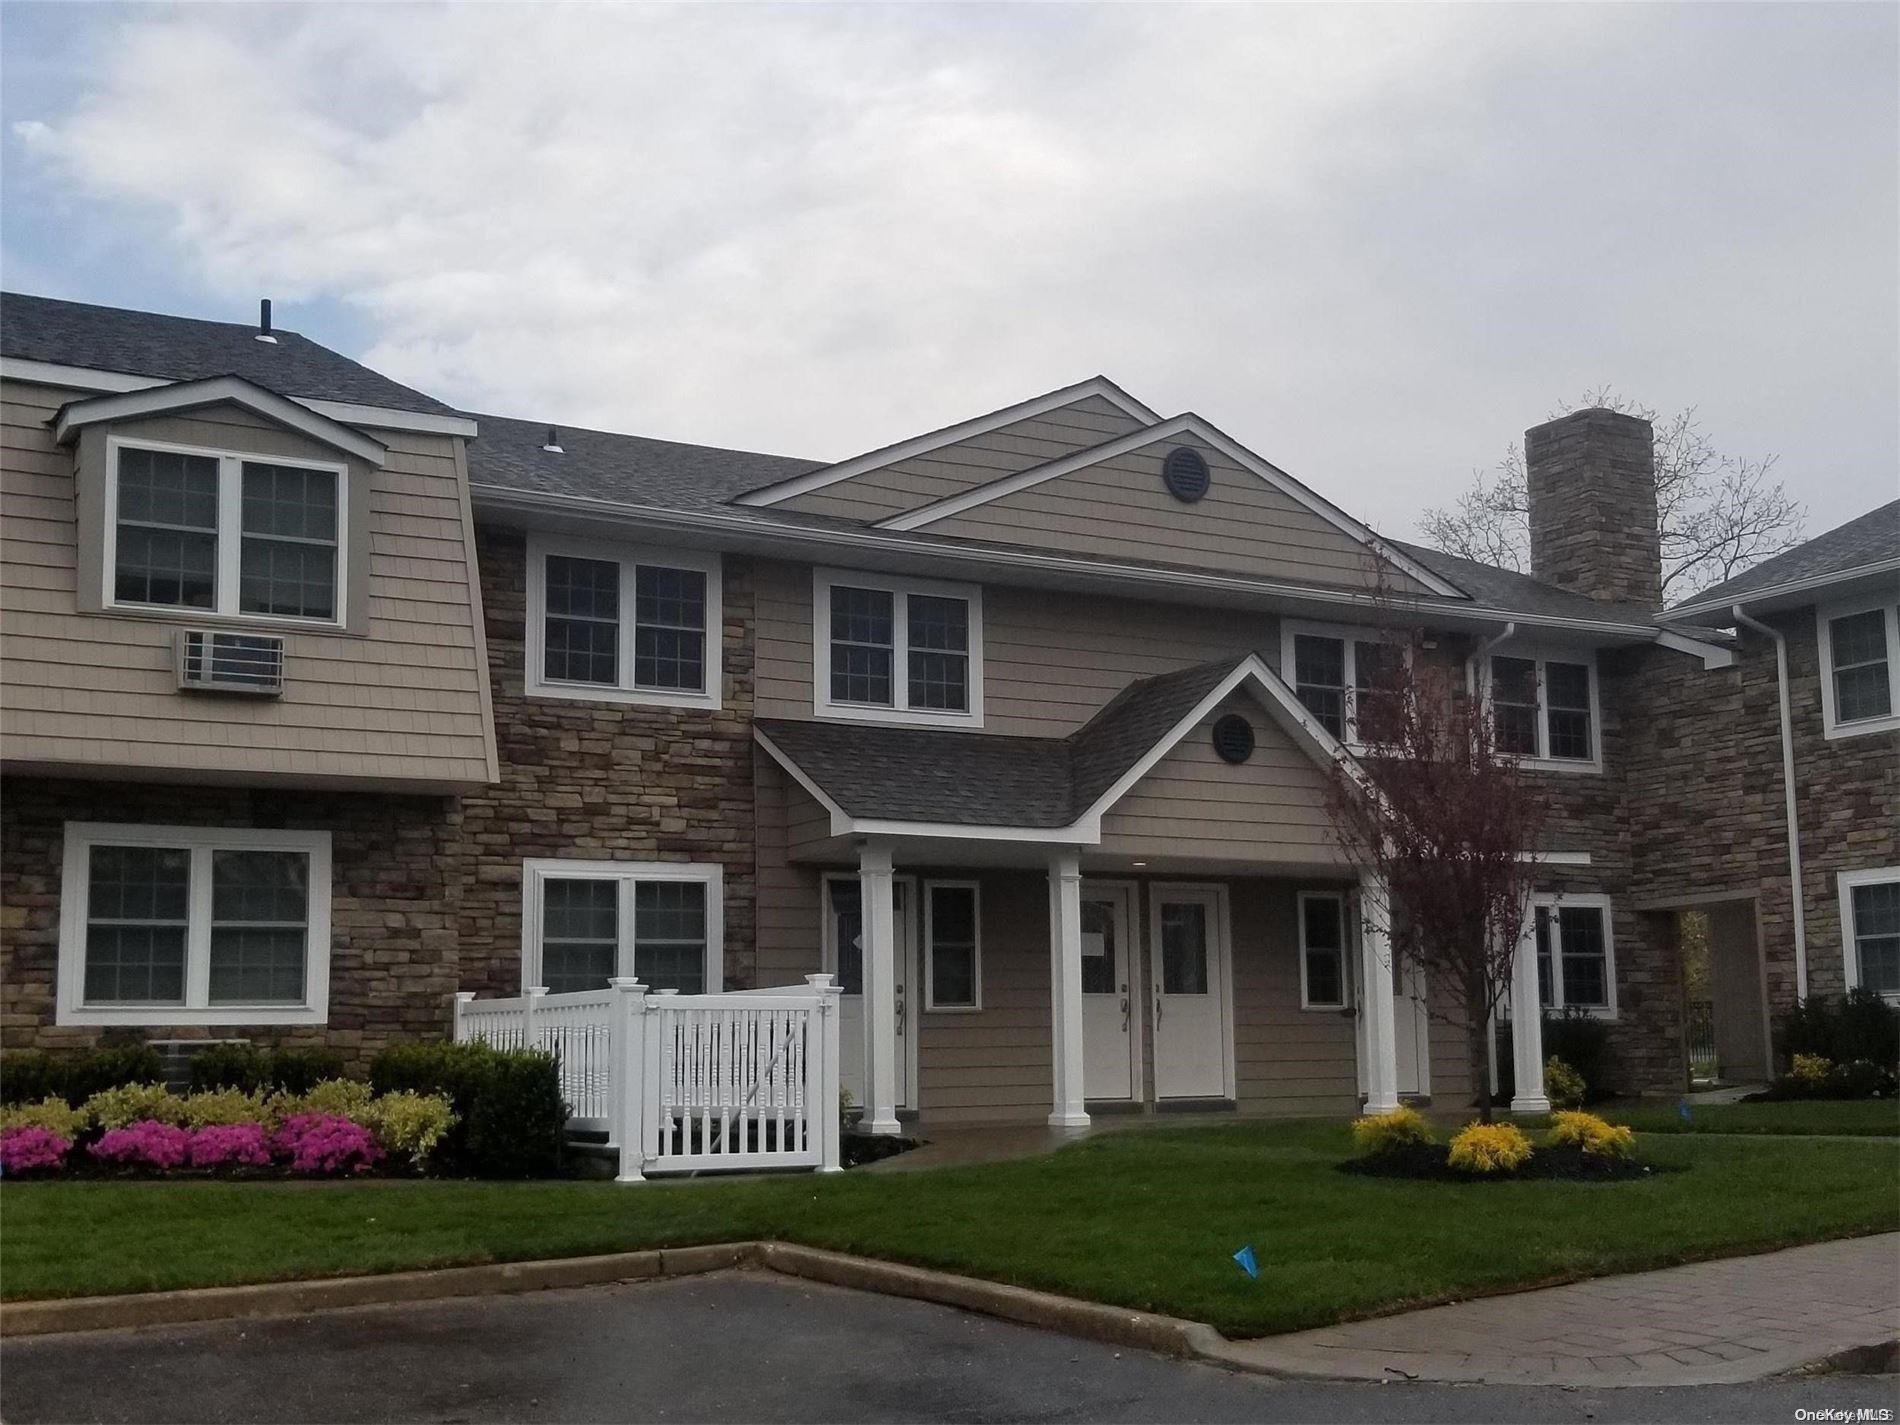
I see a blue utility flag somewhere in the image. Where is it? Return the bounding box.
[1679,1101,1693,1123]
[1233,1245,1258,1279]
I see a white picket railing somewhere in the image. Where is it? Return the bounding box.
[453,976,842,1181]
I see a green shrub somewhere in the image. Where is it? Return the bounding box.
[188,1044,349,1095]
[362,1091,457,1168]
[3,1046,169,1106]
[370,1041,565,1177]
[1775,991,1900,1072]
[83,1082,188,1130]
[0,1052,67,1106]
[1544,1056,1587,1110]
[1542,1010,1612,1102]
[268,1048,349,1094]
[0,1096,87,1137]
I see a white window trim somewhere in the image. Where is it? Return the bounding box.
[1483,645,1603,773]
[521,859,725,993]
[923,879,983,1012]
[812,568,985,729]
[104,435,349,630]
[1296,889,1349,1011]
[1817,595,1900,740]
[1279,620,1412,752]
[524,534,722,710]
[1530,891,1618,1019]
[57,821,332,1027]
[1838,865,1900,999]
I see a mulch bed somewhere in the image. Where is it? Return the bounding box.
[842,1132,920,1169]
[1339,1141,1676,1183]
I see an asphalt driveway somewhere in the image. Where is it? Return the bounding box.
[1,1272,1891,1424]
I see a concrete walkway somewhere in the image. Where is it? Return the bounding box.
[1218,1233,1900,1386]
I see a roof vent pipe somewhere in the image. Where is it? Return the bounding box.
[541,427,564,454]
[255,299,277,344]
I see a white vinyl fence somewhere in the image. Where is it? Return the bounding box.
[454,975,842,1182]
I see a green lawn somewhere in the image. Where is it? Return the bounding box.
[4,1121,1894,1338]
[1602,1099,1900,1137]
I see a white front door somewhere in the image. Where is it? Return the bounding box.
[1081,884,1137,1101]
[827,875,913,1112]
[1149,886,1231,1100]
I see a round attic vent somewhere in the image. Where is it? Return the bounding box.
[1211,713,1255,765]
[1161,446,1210,503]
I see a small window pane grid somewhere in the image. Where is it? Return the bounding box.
[113,447,218,609]
[1300,894,1345,1009]
[239,463,338,620]
[1080,899,1117,995]
[1160,902,1210,996]
[1352,640,1404,745]
[531,870,714,997]
[111,444,344,624]
[543,555,621,686]
[1533,904,1611,1012]
[634,566,707,692]
[1849,881,1900,996]
[1830,610,1894,725]
[927,885,978,1009]
[829,586,897,706]
[906,594,969,712]
[80,841,316,1010]
[1290,631,1407,746]
[1491,654,1595,763]
[1293,634,1347,740]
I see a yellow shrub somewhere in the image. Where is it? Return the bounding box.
[361,1091,456,1167]
[0,1096,86,1138]
[269,1078,373,1124]
[83,1082,188,1130]
[1447,1121,1533,1175]
[1544,1056,1587,1111]
[1350,1106,1434,1153]
[1790,1053,1833,1085]
[180,1088,269,1129]
[1546,1110,1637,1159]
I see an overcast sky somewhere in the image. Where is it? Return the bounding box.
[3,2,1894,539]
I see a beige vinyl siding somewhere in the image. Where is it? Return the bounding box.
[1097,694,1346,864]
[756,559,1275,735]
[1229,880,1360,1115]
[753,749,826,987]
[0,380,494,788]
[777,397,1145,523]
[924,433,1429,594]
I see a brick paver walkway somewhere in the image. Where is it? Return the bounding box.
[1219,1233,1899,1386]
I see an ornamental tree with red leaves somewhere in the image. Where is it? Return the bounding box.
[1324,626,1546,1125]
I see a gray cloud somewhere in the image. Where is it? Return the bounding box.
[11,2,1896,535]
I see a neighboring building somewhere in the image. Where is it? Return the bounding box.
[1,292,1890,1133]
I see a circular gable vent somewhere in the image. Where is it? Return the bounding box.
[1212,713,1255,765]
[1161,446,1211,503]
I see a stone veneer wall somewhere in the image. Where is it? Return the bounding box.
[443,525,759,998]
[0,778,459,1062]
[1525,408,1662,607]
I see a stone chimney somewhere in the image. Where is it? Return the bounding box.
[1524,407,1662,607]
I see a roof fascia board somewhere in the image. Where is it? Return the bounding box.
[1662,557,1900,623]
[473,483,1661,638]
[754,727,855,836]
[2,356,475,439]
[733,377,1163,507]
[879,412,1466,600]
[1654,628,1738,670]
[54,376,388,467]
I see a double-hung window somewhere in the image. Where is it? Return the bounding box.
[107,439,344,625]
[1282,623,1407,746]
[1531,895,1616,1015]
[526,536,721,708]
[1839,868,1900,998]
[1297,891,1347,1010]
[813,571,983,727]
[1487,651,1599,769]
[524,860,723,995]
[57,823,332,1025]
[1818,598,1900,738]
[924,881,981,1011]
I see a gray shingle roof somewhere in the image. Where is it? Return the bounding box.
[1390,540,1659,625]
[0,292,457,416]
[1673,499,1899,609]
[756,655,1255,826]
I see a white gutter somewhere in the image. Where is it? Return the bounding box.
[1466,620,1517,696]
[1732,603,1807,998]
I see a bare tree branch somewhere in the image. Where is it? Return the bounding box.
[1421,389,1806,600]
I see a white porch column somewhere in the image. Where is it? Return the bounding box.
[1509,909,1550,1113]
[1046,851,1091,1130]
[1358,871,1402,1114]
[858,841,902,1136]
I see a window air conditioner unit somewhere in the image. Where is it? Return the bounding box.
[174,629,285,696]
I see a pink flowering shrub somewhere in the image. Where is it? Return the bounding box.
[187,1123,272,1170]
[90,1120,190,1170]
[1,1125,71,1175]
[272,1113,382,1175]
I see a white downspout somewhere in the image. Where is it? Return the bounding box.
[1732,603,1808,1000]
